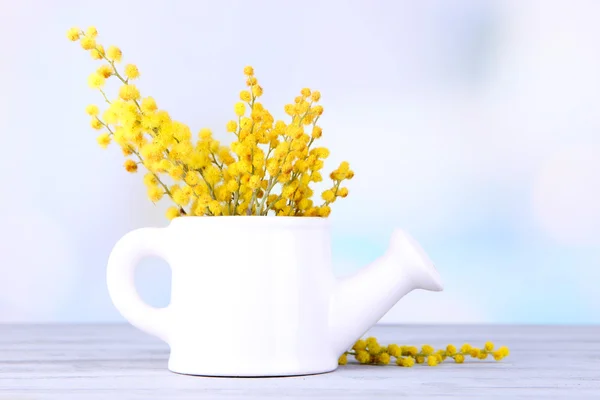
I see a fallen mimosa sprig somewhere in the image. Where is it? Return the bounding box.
[340,337,510,367]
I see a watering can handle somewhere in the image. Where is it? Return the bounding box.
[106,227,171,343]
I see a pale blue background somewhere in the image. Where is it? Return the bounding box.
[1,0,599,324]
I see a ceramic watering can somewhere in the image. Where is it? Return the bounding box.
[107,216,443,376]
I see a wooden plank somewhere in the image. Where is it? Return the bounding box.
[1,324,598,399]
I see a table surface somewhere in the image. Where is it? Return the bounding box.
[1,324,599,399]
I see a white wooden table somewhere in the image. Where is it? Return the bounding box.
[1,324,598,399]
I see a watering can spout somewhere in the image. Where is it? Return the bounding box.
[329,229,443,356]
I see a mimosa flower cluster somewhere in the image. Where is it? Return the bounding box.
[67,26,353,220]
[339,337,510,367]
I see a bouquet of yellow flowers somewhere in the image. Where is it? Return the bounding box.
[67,26,353,221]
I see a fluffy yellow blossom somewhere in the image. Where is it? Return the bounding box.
[240,90,251,102]
[204,166,221,185]
[387,344,401,358]
[338,187,349,198]
[421,345,434,356]
[248,175,261,190]
[170,166,184,180]
[252,85,263,97]
[198,128,212,140]
[80,36,96,50]
[446,344,457,356]
[173,189,190,207]
[397,357,415,367]
[404,346,418,357]
[97,65,112,79]
[454,354,465,363]
[66,27,80,41]
[427,356,439,367]
[367,344,381,356]
[311,126,322,139]
[243,66,254,76]
[85,105,99,116]
[283,104,295,116]
[185,172,200,186]
[91,117,102,130]
[86,26,98,38]
[313,147,329,159]
[352,339,367,352]
[143,173,157,186]
[355,350,370,364]
[234,102,246,116]
[148,186,163,202]
[338,354,347,365]
[377,352,391,365]
[226,120,237,132]
[321,189,335,203]
[119,84,140,101]
[90,45,104,60]
[484,342,494,351]
[166,206,180,220]
[124,64,140,79]
[435,351,445,362]
[158,159,173,173]
[141,97,157,112]
[330,161,351,180]
[226,179,239,193]
[106,45,122,62]
[318,205,331,217]
[311,90,321,102]
[124,159,138,173]
[87,72,105,89]
[208,200,221,215]
[96,133,111,148]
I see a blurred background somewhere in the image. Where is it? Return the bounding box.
[1,0,598,324]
